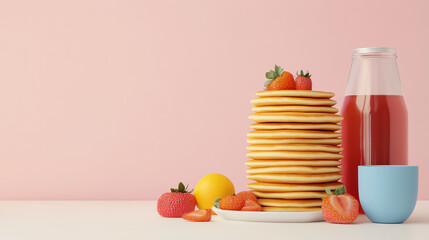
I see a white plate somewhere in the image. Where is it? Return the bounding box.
[212,207,324,223]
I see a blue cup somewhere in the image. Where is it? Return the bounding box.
[358,165,418,224]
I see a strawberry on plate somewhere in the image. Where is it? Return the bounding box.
[214,195,245,210]
[265,65,296,90]
[295,70,312,90]
[322,185,359,224]
[241,200,262,211]
[182,209,212,222]
[236,191,258,202]
[157,182,196,218]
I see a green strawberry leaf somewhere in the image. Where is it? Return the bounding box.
[333,185,346,196]
[275,65,284,77]
[264,80,273,87]
[297,70,312,78]
[265,71,275,79]
[178,182,185,192]
[170,182,193,193]
[325,188,333,195]
[213,198,221,208]
[264,65,285,88]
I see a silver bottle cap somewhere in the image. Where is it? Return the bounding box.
[352,47,397,55]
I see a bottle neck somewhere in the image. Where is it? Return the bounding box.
[345,55,403,96]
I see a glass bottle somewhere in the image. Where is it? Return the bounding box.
[341,47,408,213]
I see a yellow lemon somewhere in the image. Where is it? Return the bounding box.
[194,173,235,210]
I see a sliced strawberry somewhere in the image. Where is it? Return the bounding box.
[236,191,258,202]
[218,195,245,210]
[182,209,212,222]
[322,186,359,224]
[241,200,262,211]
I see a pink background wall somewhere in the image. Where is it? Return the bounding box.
[0,0,428,200]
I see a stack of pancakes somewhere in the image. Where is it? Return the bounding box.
[246,90,344,212]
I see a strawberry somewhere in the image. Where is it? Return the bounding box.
[265,65,296,90]
[182,209,212,222]
[214,195,245,210]
[241,200,262,211]
[236,191,258,202]
[322,185,359,224]
[157,182,196,218]
[295,70,312,90]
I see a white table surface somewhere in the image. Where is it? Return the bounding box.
[0,201,428,240]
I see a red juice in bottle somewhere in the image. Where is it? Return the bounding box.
[340,48,408,213]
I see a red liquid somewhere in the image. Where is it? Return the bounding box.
[341,95,408,213]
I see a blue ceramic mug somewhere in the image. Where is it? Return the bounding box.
[358,165,418,224]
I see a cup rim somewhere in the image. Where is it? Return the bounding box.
[358,165,418,169]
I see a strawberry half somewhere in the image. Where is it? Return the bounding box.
[241,200,262,211]
[295,70,312,90]
[214,195,245,210]
[236,191,258,202]
[182,209,212,222]
[322,185,359,224]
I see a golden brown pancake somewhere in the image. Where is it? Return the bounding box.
[256,90,334,98]
[262,206,322,212]
[252,106,338,113]
[247,144,343,152]
[250,123,342,131]
[249,112,343,123]
[247,130,341,139]
[258,198,322,207]
[245,160,342,167]
[246,166,341,175]
[247,182,344,192]
[247,138,342,145]
[253,191,327,199]
[247,151,343,160]
[247,173,343,183]
[251,97,336,107]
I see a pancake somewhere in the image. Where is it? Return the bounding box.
[247,138,342,145]
[249,113,343,123]
[247,173,343,183]
[246,166,341,175]
[251,97,336,107]
[262,206,321,212]
[245,160,342,167]
[258,198,322,207]
[250,123,342,131]
[247,182,344,192]
[247,144,343,152]
[247,151,343,160]
[248,130,341,139]
[252,106,338,113]
[256,90,334,99]
[253,191,327,199]
[247,130,341,139]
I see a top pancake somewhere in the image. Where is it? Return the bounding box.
[256,90,335,99]
[251,97,337,107]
